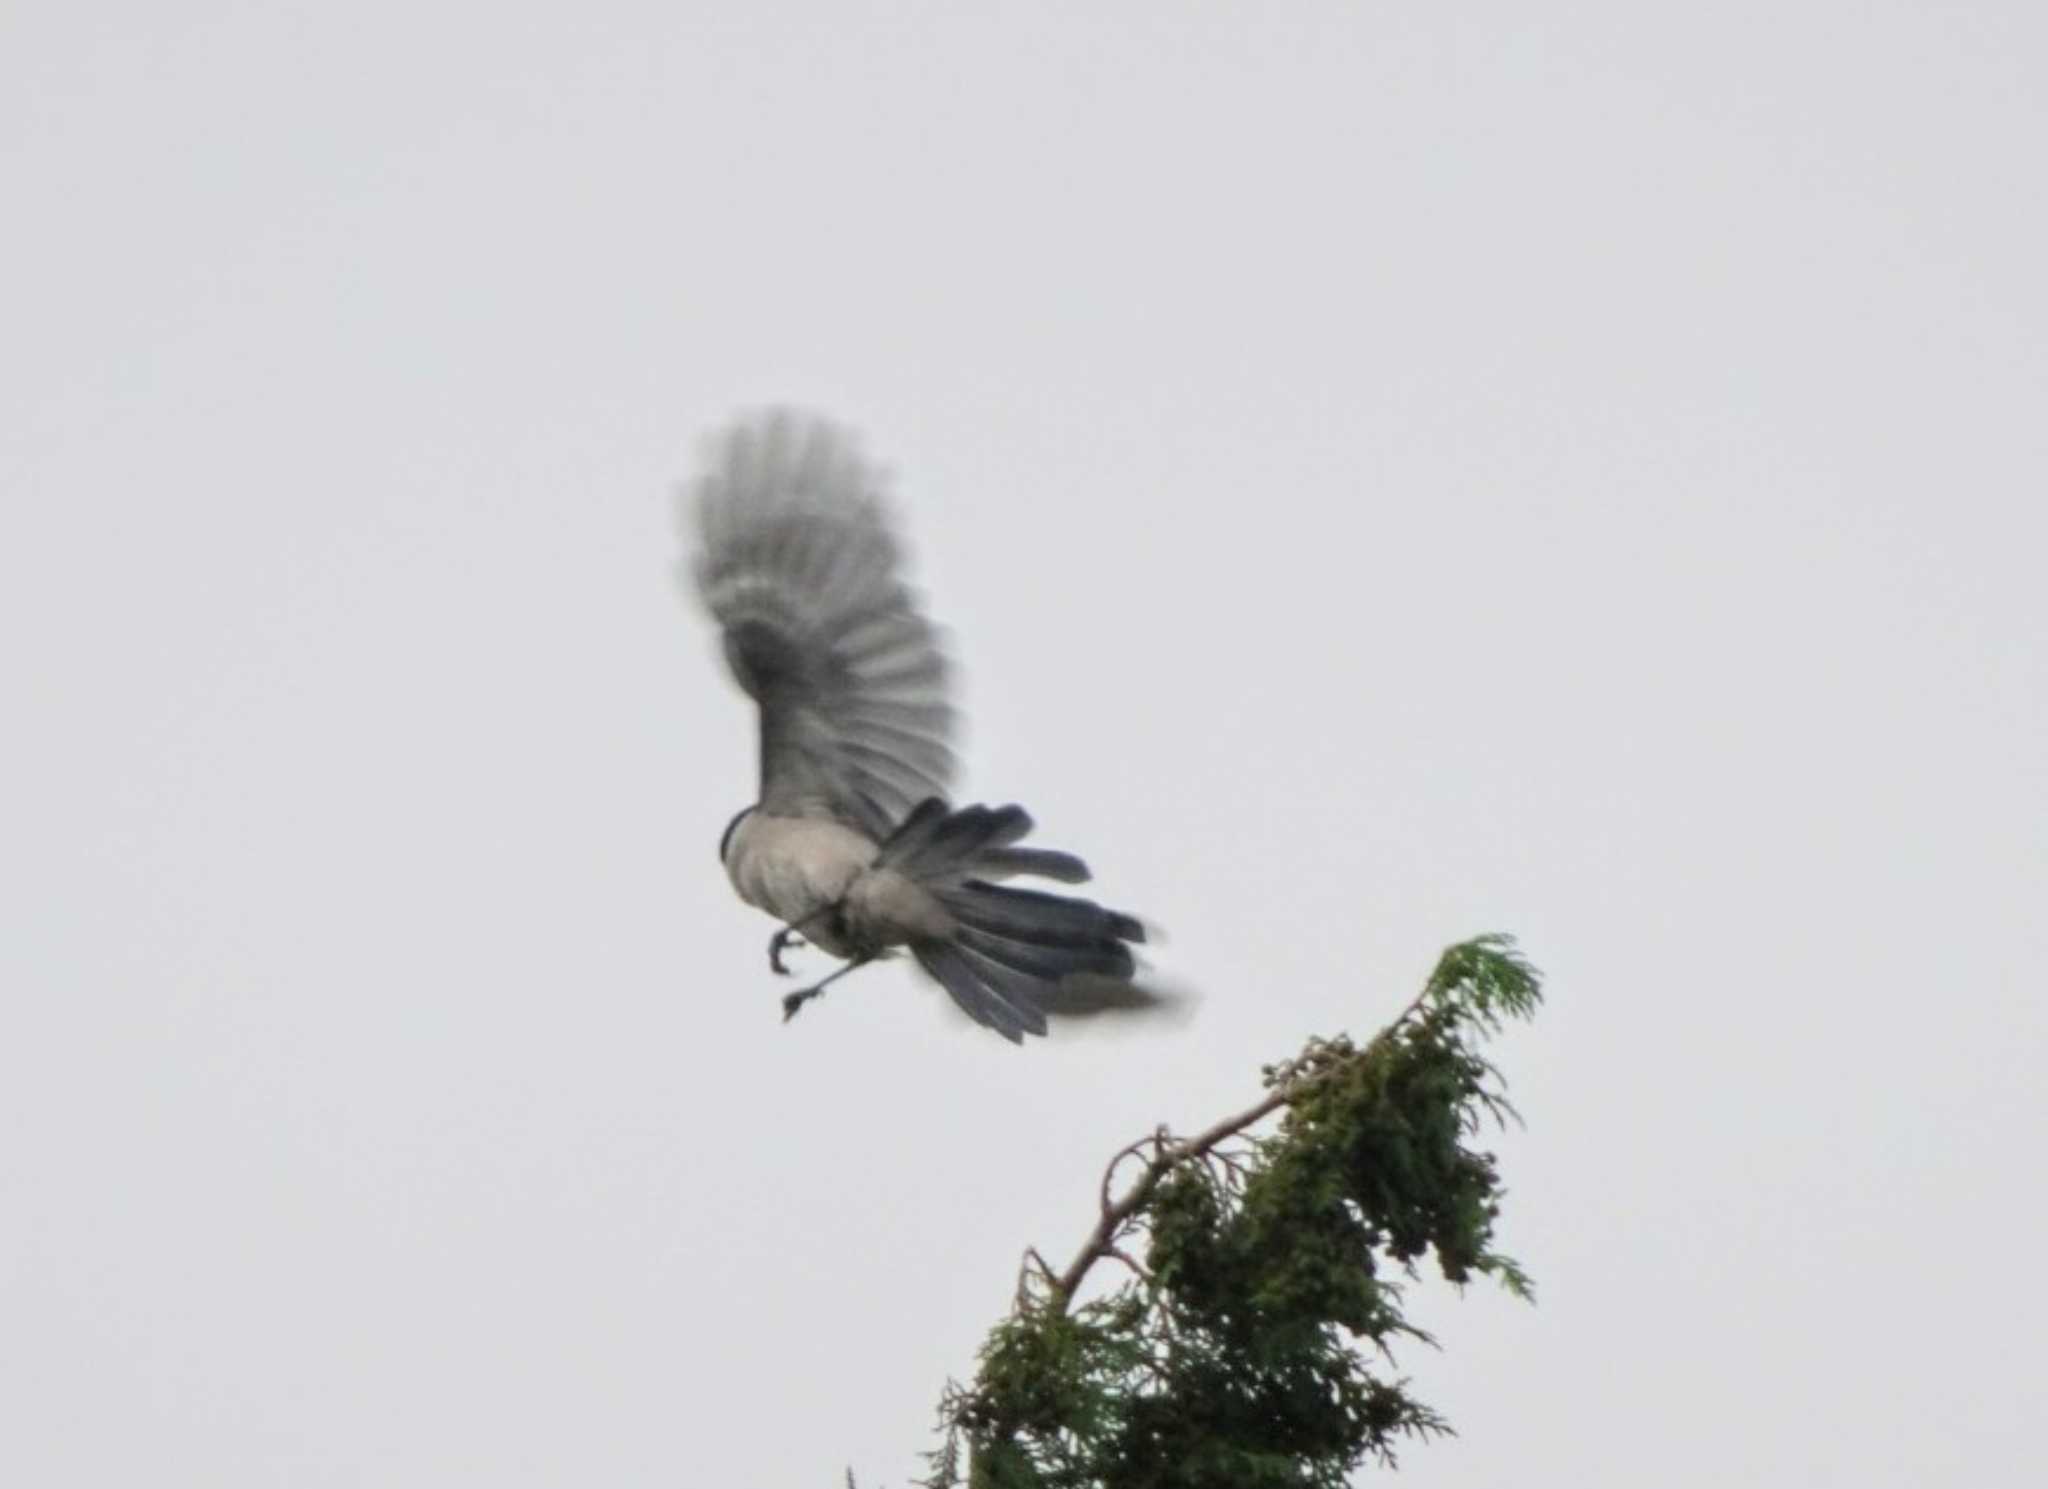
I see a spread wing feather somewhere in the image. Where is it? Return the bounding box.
[692,411,955,838]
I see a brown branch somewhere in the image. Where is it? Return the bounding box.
[1048,982,1438,1313]
[1051,1085,1288,1304]
[1099,1135,1156,1218]
[1103,1245,1151,1282]
[1014,1247,1059,1310]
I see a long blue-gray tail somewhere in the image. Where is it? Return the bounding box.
[877,799,1153,1043]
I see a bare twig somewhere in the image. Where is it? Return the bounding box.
[1103,1245,1151,1283]
[1014,1247,1060,1310]
[1099,1136,1154,1217]
[1207,1145,1250,1186]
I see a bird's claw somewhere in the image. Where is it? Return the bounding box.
[768,927,806,976]
[777,948,868,1024]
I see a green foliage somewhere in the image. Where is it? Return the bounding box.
[922,936,1542,1488]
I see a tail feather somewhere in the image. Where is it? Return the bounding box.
[878,797,951,862]
[977,847,1090,884]
[942,881,1145,947]
[922,805,1030,873]
[956,923,1136,982]
[878,800,1031,883]
[914,942,1045,1044]
[954,943,1076,1024]
[881,799,1152,1042]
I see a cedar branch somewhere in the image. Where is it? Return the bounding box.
[1048,981,1436,1310]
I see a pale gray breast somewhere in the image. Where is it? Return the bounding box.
[723,813,880,929]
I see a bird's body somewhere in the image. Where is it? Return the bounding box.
[687,410,1159,1042]
[722,811,877,950]
[722,809,956,958]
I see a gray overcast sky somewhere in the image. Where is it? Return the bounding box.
[5,3,2044,1484]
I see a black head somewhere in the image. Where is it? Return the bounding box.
[717,806,754,865]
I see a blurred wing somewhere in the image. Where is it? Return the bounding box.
[691,411,955,838]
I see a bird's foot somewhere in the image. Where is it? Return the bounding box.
[768,926,806,976]
[777,955,871,1024]
[781,983,826,1022]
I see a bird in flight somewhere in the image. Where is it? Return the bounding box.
[686,410,1159,1042]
